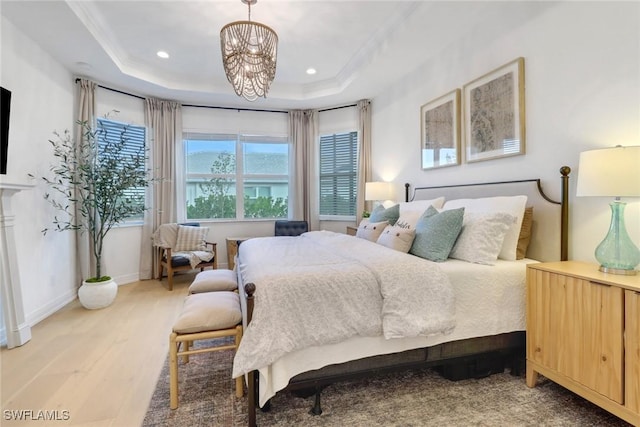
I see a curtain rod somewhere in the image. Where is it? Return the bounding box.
[74,78,288,114]
[318,103,357,112]
[75,78,359,114]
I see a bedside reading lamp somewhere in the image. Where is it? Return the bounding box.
[365,181,393,209]
[576,145,640,275]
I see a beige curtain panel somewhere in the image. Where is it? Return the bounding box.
[140,98,182,280]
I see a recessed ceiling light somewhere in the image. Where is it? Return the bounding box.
[306,68,317,75]
[75,62,92,72]
[157,51,170,59]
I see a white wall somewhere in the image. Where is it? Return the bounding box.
[3,1,639,328]
[94,88,146,284]
[371,1,640,263]
[1,16,77,325]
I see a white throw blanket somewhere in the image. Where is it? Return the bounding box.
[232,231,456,378]
[150,224,214,268]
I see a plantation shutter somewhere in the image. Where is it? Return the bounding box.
[319,131,358,216]
[96,118,146,219]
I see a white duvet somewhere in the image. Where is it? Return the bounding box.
[232,231,456,379]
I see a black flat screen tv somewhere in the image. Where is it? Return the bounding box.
[0,86,11,175]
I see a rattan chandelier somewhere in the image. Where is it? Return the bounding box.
[220,0,278,102]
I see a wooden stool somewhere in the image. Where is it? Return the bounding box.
[188,269,238,294]
[169,291,243,409]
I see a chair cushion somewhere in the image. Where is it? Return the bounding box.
[189,269,238,294]
[169,255,192,267]
[173,292,241,334]
[175,225,209,251]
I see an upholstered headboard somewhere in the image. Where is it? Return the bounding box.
[405,167,570,262]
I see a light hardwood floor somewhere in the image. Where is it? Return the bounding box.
[1,273,196,427]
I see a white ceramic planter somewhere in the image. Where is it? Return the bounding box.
[78,277,118,309]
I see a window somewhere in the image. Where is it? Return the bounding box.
[96,118,146,221]
[184,133,289,220]
[319,131,358,218]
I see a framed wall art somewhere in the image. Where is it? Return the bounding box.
[420,89,461,170]
[463,57,525,163]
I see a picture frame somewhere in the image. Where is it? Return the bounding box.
[420,89,461,170]
[463,57,525,163]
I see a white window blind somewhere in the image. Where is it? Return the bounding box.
[96,118,146,221]
[319,131,358,217]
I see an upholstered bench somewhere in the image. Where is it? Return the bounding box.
[188,269,238,294]
[169,291,243,409]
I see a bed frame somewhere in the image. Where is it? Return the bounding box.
[241,166,571,427]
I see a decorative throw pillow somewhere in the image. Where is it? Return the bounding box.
[376,225,416,253]
[355,220,388,242]
[394,212,420,230]
[449,212,516,265]
[398,197,446,215]
[369,204,400,226]
[395,197,446,230]
[358,218,370,227]
[188,269,237,294]
[442,195,527,261]
[175,225,209,252]
[516,206,534,260]
[409,206,464,262]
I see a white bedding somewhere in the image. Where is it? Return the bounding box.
[233,231,456,381]
[234,232,536,407]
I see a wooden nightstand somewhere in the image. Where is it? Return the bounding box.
[526,261,640,426]
[226,237,251,270]
[346,226,357,236]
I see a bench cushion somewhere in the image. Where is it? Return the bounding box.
[173,292,241,334]
[188,269,237,294]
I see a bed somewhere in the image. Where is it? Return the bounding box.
[234,167,571,426]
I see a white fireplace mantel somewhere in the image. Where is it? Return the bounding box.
[0,177,35,348]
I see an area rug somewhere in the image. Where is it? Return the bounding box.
[142,338,630,426]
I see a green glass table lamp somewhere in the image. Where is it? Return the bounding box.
[576,145,640,275]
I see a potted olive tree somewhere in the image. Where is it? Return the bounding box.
[36,116,151,309]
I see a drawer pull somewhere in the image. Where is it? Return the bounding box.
[601,355,607,362]
[589,281,611,288]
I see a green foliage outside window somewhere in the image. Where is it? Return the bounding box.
[186,151,287,219]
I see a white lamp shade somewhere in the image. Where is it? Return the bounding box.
[365,181,393,201]
[576,145,640,197]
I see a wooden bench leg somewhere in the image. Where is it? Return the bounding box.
[169,332,179,409]
[235,325,244,398]
[183,341,191,363]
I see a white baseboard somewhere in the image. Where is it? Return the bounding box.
[26,288,77,327]
[112,273,139,285]
[12,273,139,338]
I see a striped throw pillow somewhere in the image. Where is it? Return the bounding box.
[175,225,209,252]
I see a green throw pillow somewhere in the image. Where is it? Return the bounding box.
[409,206,464,262]
[369,204,400,226]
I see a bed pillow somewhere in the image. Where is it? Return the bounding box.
[449,212,516,265]
[376,225,416,253]
[355,220,388,242]
[395,197,446,230]
[516,206,534,260]
[369,204,400,226]
[409,206,464,262]
[442,195,527,261]
[175,225,209,252]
